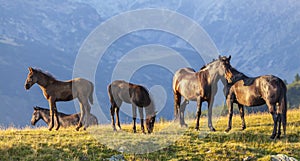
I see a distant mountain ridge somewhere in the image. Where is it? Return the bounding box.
[0,0,299,127]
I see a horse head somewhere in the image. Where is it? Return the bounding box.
[31,106,41,126]
[146,111,157,134]
[218,55,234,83]
[25,67,38,90]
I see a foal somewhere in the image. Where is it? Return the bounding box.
[31,106,98,127]
[108,80,156,134]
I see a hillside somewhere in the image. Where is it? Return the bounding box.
[1,109,299,160]
[0,0,299,127]
[287,80,300,108]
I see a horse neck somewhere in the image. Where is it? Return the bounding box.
[202,67,221,86]
[231,68,249,83]
[145,99,155,117]
[36,72,56,88]
[39,110,51,125]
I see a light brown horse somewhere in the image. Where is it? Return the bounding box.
[108,80,156,134]
[173,56,227,131]
[24,67,94,131]
[31,106,98,127]
[221,56,287,139]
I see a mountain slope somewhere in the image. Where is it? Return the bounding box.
[0,0,299,127]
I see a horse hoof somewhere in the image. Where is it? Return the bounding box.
[225,129,231,133]
[270,135,276,140]
[195,127,199,131]
[180,123,188,128]
[210,128,216,132]
[75,127,80,131]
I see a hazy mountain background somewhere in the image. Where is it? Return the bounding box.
[0,0,299,127]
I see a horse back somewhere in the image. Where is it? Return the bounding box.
[173,67,210,100]
[108,80,132,105]
[229,75,286,106]
[173,68,196,91]
[130,85,151,107]
[258,75,287,99]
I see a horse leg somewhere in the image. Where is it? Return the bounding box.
[174,91,181,122]
[207,97,216,131]
[110,105,117,131]
[276,113,282,139]
[268,102,278,139]
[83,103,91,130]
[195,97,202,130]
[180,99,188,127]
[115,107,121,130]
[270,112,279,139]
[132,104,137,133]
[48,98,59,131]
[225,96,234,132]
[138,107,145,134]
[76,99,85,131]
[238,104,246,130]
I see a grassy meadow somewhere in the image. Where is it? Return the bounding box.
[0,108,299,161]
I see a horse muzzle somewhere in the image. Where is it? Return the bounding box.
[25,84,31,90]
[31,120,36,126]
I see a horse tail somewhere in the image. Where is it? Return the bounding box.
[89,82,94,105]
[280,82,287,136]
[108,84,116,107]
[174,91,180,119]
[173,87,181,119]
[172,76,180,119]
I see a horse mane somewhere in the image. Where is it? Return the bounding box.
[228,67,258,86]
[34,106,49,112]
[199,58,218,71]
[34,106,69,117]
[33,68,56,80]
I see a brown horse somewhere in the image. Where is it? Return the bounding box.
[173,56,227,131]
[24,67,94,131]
[31,106,98,127]
[108,80,156,134]
[221,56,287,139]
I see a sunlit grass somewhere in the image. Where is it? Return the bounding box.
[0,108,299,160]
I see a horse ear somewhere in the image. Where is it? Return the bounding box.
[228,55,231,61]
[28,67,33,72]
[218,55,222,59]
[33,106,39,110]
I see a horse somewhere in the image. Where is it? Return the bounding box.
[221,56,287,139]
[172,56,228,131]
[24,67,94,131]
[31,106,98,127]
[108,80,156,134]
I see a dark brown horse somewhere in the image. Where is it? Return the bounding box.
[31,106,98,127]
[108,80,156,134]
[221,56,287,139]
[173,56,227,131]
[24,67,94,131]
